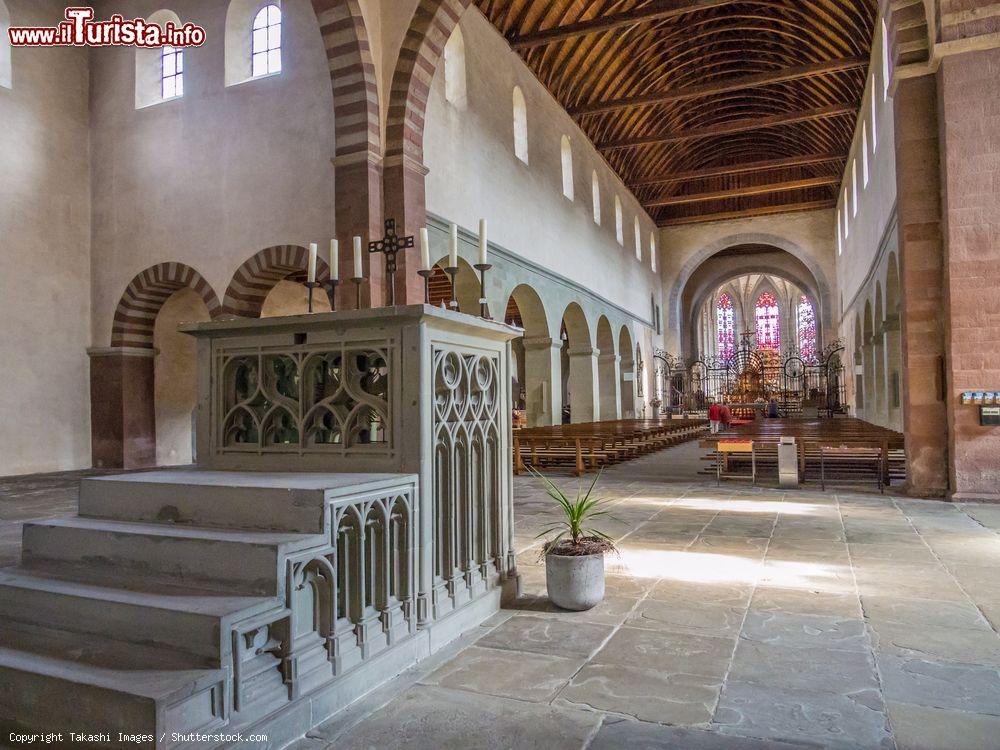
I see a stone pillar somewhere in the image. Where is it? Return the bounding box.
[937,48,1000,501]
[893,73,950,497]
[873,334,887,427]
[383,154,428,306]
[598,353,622,421]
[334,153,385,309]
[863,337,875,423]
[87,348,156,469]
[884,315,904,431]
[522,337,562,427]
[567,345,600,423]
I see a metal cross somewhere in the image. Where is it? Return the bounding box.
[368,219,415,306]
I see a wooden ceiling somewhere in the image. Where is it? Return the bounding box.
[475,0,878,226]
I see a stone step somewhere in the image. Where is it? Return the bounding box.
[22,517,323,597]
[79,470,410,533]
[0,645,228,748]
[0,568,280,669]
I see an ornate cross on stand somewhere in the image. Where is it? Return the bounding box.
[368,219,415,307]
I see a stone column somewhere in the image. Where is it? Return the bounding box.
[884,314,904,431]
[873,334,887,427]
[87,347,156,469]
[382,154,429,306]
[598,353,622,421]
[937,48,1000,501]
[567,345,600,423]
[522,336,562,427]
[893,73,949,497]
[334,152,385,309]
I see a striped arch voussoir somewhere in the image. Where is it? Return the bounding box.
[385,0,470,163]
[312,0,381,160]
[222,244,331,318]
[111,262,223,349]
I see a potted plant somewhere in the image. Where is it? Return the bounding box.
[532,469,618,611]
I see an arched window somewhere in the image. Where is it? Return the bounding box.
[649,232,657,272]
[161,45,184,99]
[444,26,467,108]
[614,196,623,245]
[851,160,859,217]
[0,0,11,90]
[881,19,891,101]
[591,171,601,224]
[837,207,843,255]
[135,10,183,108]
[251,4,282,78]
[560,135,573,200]
[797,296,817,361]
[755,292,781,352]
[862,122,870,186]
[870,75,878,152]
[634,217,642,260]
[512,86,528,163]
[717,293,735,361]
[843,187,850,237]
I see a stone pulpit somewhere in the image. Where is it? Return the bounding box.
[0,304,519,749]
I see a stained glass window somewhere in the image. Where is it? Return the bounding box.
[252,5,282,79]
[716,292,735,361]
[755,292,781,351]
[797,295,817,361]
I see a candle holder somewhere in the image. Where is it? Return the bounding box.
[324,279,340,312]
[368,219,415,307]
[417,269,433,305]
[305,280,321,313]
[444,266,460,310]
[474,263,493,320]
[351,276,364,309]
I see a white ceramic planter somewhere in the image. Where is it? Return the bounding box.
[545,551,605,611]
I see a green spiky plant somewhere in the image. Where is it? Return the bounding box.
[531,468,619,557]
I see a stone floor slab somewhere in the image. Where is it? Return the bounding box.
[475,614,614,659]
[740,610,869,652]
[592,626,735,678]
[627,597,746,637]
[588,719,819,750]
[728,639,879,693]
[887,701,1000,750]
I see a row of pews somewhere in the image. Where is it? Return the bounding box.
[514,418,708,476]
[701,417,906,490]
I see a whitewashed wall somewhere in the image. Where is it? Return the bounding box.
[0,0,92,474]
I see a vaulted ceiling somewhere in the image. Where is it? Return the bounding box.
[476,0,878,227]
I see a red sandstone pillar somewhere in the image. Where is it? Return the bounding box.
[383,154,430,306]
[88,348,156,470]
[937,48,1000,501]
[893,74,950,497]
[334,153,385,309]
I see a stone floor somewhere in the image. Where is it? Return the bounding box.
[5,446,1000,748]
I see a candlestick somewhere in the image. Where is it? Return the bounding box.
[323,278,340,312]
[478,219,488,265]
[305,280,320,313]
[329,239,339,281]
[449,223,458,268]
[417,268,433,305]
[420,227,430,270]
[445,266,459,310]
[351,276,363,309]
[307,242,318,283]
[475,263,493,319]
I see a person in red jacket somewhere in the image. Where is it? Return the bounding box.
[708,402,722,434]
[719,403,732,431]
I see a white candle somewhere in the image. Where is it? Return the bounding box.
[449,223,459,268]
[353,236,363,279]
[329,239,339,281]
[478,219,488,265]
[307,242,318,283]
[419,228,430,271]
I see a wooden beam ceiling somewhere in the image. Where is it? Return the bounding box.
[658,200,838,226]
[509,0,740,50]
[629,153,845,189]
[597,104,859,151]
[478,0,877,226]
[570,57,869,117]
[646,176,840,207]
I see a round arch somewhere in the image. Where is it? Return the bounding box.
[596,316,619,420]
[111,262,222,348]
[561,302,595,424]
[619,326,636,418]
[223,245,332,317]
